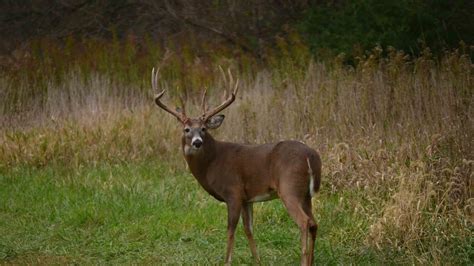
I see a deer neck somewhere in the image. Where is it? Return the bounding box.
[182,134,218,180]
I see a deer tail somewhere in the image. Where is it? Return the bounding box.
[307,157,316,197]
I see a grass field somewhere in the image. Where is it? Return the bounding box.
[0,40,472,264]
[0,137,471,264]
[0,161,401,264]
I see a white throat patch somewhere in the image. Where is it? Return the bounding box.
[184,144,198,156]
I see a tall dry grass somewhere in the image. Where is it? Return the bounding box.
[0,40,472,262]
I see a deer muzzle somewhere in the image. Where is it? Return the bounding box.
[191,136,203,149]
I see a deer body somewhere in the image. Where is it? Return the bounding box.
[183,135,321,205]
[152,68,321,265]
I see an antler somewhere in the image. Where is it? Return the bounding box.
[201,88,208,113]
[201,68,239,121]
[152,67,187,122]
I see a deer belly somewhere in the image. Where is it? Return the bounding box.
[248,191,278,203]
[200,185,225,202]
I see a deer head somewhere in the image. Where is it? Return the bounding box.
[152,67,239,155]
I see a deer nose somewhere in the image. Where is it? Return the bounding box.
[192,139,203,148]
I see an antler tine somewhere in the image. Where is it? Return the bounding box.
[202,90,238,120]
[151,67,158,92]
[201,88,208,113]
[152,67,166,100]
[227,68,233,88]
[178,94,186,117]
[202,69,239,121]
[218,65,227,85]
[152,68,187,122]
[233,78,239,95]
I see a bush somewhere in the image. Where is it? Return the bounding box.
[299,0,474,58]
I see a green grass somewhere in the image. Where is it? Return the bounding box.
[0,161,387,264]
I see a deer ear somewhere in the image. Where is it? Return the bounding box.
[206,114,225,129]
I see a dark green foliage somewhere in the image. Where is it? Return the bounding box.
[2,1,472,59]
[299,0,474,57]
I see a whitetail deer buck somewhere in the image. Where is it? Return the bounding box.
[152,68,321,265]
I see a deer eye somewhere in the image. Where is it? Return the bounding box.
[184,128,190,133]
[201,127,206,132]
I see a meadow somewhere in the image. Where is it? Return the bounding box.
[0,38,472,264]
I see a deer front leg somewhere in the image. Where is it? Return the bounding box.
[241,202,260,263]
[225,200,242,265]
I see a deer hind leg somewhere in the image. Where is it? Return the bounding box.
[225,200,242,265]
[241,202,260,263]
[302,199,317,265]
[279,194,314,266]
